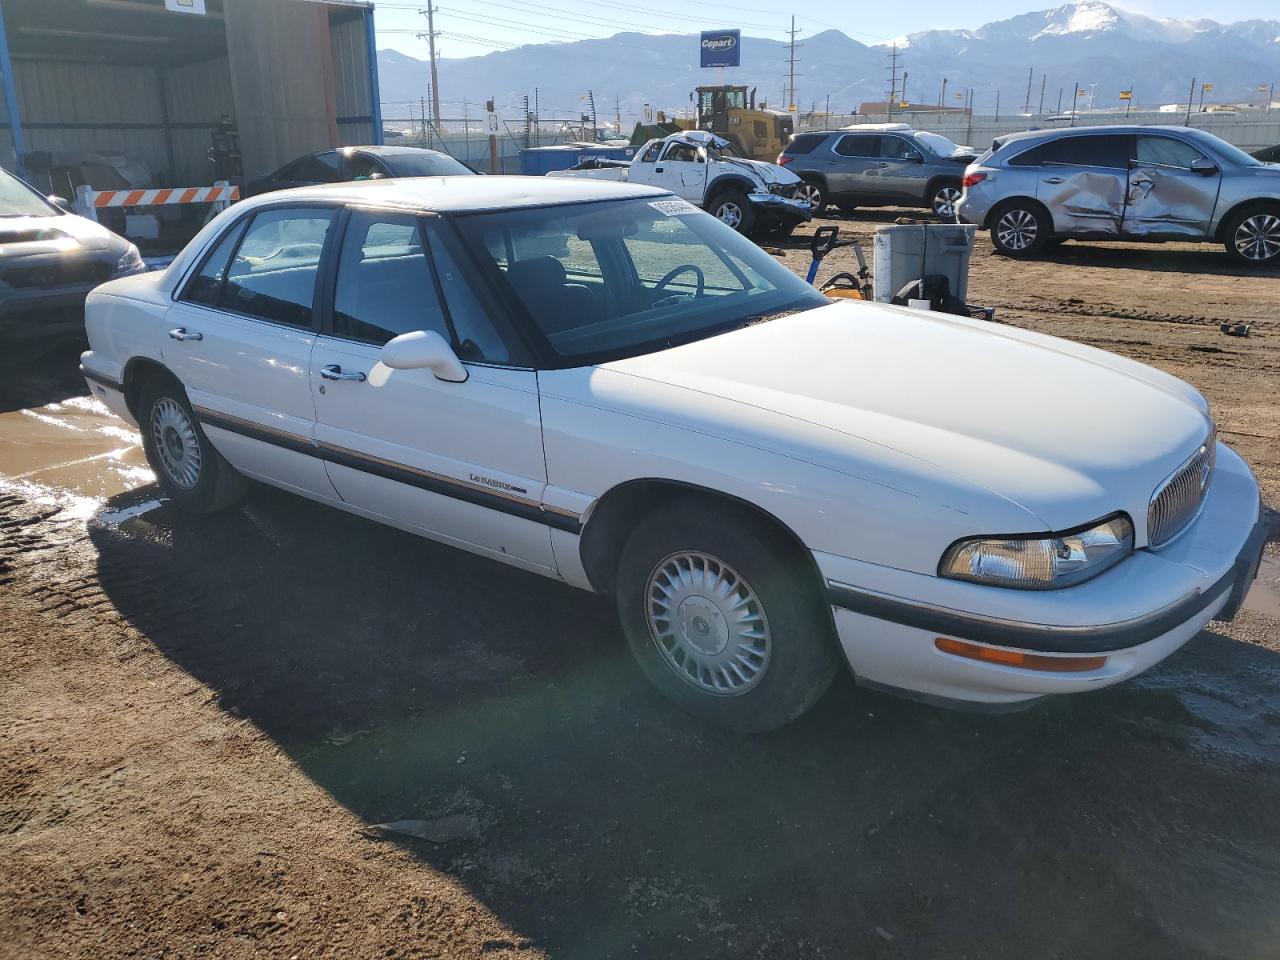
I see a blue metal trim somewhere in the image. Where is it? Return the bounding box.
[363,5,384,145]
[0,0,29,181]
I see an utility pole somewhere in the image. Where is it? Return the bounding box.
[965,88,973,144]
[786,16,801,113]
[995,90,1001,122]
[939,76,947,110]
[1023,67,1033,114]
[1038,75,1046,114]
[1185,76,1196,124]
[533,87,540,146]
[587,89,598,139]
[1070,81,1079,125]
[1056,87,1063,115]
[523,95,531,148]
[825,93,830,117]
[1198,81,1207,112]
[418,1,442,134]
[486,96,497,174]
[1269,82,1275,116]
[901,71,909,105]
[1124,83,1133,118]
[615,93,621,136]
[885,43,901,120]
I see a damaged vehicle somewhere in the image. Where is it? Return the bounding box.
[79,177,1265,732]
[549,130,810,237]
[1,166,145,341]
[957,125,1280,264]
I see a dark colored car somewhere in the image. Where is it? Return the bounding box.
[778,125,976,219]
[0,167,144,341]
[245,145,475,197]
[1252,144,1280,164]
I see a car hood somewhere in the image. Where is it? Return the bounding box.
[719,157,801,187]
[597,301,1212,535]
[0,211,127,255]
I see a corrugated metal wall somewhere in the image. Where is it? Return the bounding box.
[331,12,374,146]
[163,57,236,184]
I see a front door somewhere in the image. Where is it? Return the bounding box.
[1027,134,1131,236]
[1123,133,1221,239]
[877,134,929,202]
[308,209,556,573]
[163,204,339,498]
[650,141,707,203]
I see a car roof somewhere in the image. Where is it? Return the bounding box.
[340,144,453,157]
[997,124,1202,146]
[244,175,670,213]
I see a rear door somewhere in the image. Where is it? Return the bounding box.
[1016,134,1131,235]
[307,208,556,572]
[163,205,338,497]
[827,134,883,198]
[1123,133,1221,238]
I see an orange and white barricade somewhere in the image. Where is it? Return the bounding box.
[73,180,240,222]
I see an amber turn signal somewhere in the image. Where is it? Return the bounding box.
[934,637,1107,673]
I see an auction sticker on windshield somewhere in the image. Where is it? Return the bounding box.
[649,199,698,216]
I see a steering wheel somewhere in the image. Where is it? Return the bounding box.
[653,264,705,306]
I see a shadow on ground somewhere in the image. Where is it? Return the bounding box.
[87,484,1280,959]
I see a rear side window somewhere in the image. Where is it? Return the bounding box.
[835,135,880,158]
[785,133,827,155]
[279,152,342,183]
[1009,135,1130,170]
[219,207,335,327]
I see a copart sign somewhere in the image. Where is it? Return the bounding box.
[700,30,741,68]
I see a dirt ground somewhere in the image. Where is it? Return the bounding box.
[2,214,1279,960]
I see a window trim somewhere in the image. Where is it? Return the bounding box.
[175,201,341,332]
[1131,134,1209,171]
[1007,134,1133,171]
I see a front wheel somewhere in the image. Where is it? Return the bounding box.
[709,189,755,234]
[615,499,839,733]
[795,179,827,216]
[1224,205,1280,265]
[990,200,1052,258]
[929,182,962,220]
[139,375,249,513]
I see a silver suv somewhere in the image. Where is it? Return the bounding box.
[778,124,977,219]
[957,125,1280,265]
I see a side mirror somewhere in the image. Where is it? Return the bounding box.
[380,329,468,383]
[47,194,71,211]
[1190,157,1218,175]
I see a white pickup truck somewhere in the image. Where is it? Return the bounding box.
[550,130,811,237]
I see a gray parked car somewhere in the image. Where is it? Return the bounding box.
[957,125,1280,265]
[0,166,145,341]
[778,124,976,219]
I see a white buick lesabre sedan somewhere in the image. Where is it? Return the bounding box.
[80,177,1265,732]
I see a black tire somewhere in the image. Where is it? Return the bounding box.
[795,178,828,215]
[928,180,963,221]
[835,201,858,216]
[758,220,797,241]
[708,188,755,234]
[138,374,250,513]
[615,497,840,733]
[1222,203,1280,266]
[989,199,1052,258]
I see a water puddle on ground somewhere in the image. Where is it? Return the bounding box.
[1243,553,1280,620]
[0,394,155,521]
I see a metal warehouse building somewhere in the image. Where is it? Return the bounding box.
[0,0,382,190]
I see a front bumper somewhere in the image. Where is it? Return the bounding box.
[817,442,1264,707]
[747,192,812,225]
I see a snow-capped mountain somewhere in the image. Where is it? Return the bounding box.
[376,2,1280,121]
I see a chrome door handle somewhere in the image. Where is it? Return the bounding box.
[1044,177,1065,184]
[168,327,202,341]
[320,364,366,382]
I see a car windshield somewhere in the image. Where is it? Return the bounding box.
[382,152,475,177]
[0,169,59,218]
[452,195,827,365]
[915,131,965,157]
[1193,131,1263,167]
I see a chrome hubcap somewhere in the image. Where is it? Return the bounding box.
[150,397,201,490]
[645,551,771,696]
[996,208,1039,250]
[797,183,823,212]
[1234,214,1280,261]
[715,201,743,228]
[933,186,962,219]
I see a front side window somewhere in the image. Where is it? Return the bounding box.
[661,142,700,163]
[639,142,662,163]
[453,196,827,365]
[880,137,921,161]
[183,220,248,307]
[1135,136,1205,169]
[345,152,386,180]
[220,207,335,326]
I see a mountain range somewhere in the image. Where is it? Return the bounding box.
[375,1,1280,123]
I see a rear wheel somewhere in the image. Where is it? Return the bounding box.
[139,375,249,513]
[615,498,839,732]
[835,202,858,216]
[1224,204,1280,265]
[709,189,755,234]
[929,181,963,220]
[990,200,1051,258]
[795,179,827,216]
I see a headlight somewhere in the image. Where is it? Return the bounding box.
[113,244,146,276]
[939,514,1134,589]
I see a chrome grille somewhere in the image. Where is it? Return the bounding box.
[1147,433,1215,548]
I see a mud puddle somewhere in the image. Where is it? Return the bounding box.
[1244,553,1280,620]
[0,394,153,519]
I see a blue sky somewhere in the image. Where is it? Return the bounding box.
[373,0,1278,60]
